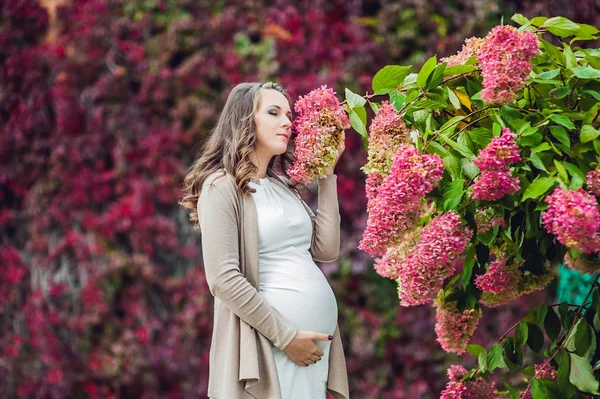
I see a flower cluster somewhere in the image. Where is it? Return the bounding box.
[520,363,557,399]
[475,255,520,295]
[477,25,539,104]
[474,207,505,234]
[359,145,444,256]
[362,101,411,176]
[441,37,487,67]
[440,365,497,399]
[564,251,600,275]
[480,263,554,308]
[434,291,482,354]
[394,213,472,306]
[472,128,521,201]
[587,166,600,196]
[288,85,350,184]
[542,187,600,254]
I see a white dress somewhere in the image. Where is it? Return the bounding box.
[248,176,338,399]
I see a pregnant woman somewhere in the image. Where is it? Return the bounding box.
[180,82,349,399]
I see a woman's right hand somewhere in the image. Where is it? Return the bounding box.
[283,330,333,367]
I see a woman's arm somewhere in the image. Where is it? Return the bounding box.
[198,182,297,351]
[309,174,341,263]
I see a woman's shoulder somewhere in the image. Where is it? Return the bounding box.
[202,169,237,196]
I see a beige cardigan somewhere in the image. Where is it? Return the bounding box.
[198,168,349,399]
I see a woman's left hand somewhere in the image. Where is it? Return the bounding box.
[325,132,345,176]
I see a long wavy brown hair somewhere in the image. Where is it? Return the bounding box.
[179,82,300,228]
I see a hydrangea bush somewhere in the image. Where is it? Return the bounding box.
[339,14,600,397]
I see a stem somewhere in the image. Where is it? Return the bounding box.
[522,277,600,397]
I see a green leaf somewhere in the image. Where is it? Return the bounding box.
[444,154,462,179]
[487,343,506,372]
[563,162,586,181]
[536,69,561,79]
[574,319,592,357]
[549,86,570,99]
[349,108,367,138]
[557,351,577,398]
[570,353,600,394]
[549,126,570,147]
[515,322,529,347]
[372,65,412,94]
[466,343,486,358]
[503,380,520,399]
[389,90,406,110]
[528,17,548,27]
[581,89,600,101]
[550,114,576,130]
[532,142,552,153]
[478,350,488,373]
[417,55,438,90]
[544,308,562,341]
[447,87,461,110]
[554,160,569,181]
[571,66,600,79]
[511,13,529,26]
[443,64,475,77]
[468,127,492,147]
[563,43,578,69]
[345,88,366,109]
[427,63,446,90]
[531,379,549,399]
[462,245,476,288]
[522,177,557,201]
[528,153,549,172]
[438,134,475,159]
[581,125,600,143]
[369,101,380,114]
[527,323,544,353]
[543,16,581,37]
[461,159,479,179]
[443,179,464,211]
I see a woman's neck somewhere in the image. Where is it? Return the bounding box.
[250,151,270,179]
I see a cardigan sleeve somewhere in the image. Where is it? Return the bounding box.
[309,174,341,263]
[198,181,298,351]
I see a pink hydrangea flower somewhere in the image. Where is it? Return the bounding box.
[472,128,521,201]
[434,291,482,354]
[472,170,520,201]
[359,145,444,256]
[442,37,487,67]
[474,207,505,234]
[394,213,472,306]
[542,187,600,253]
[362,101,411,176]
[473,129,521,169]
[477,25,539,104]
[441,365,498,399]
[480,263,553,308]
[586,166,600,196]
[288,85,350,184]
[475,255,521,294]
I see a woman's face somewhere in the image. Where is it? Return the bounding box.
[254,89,292,158]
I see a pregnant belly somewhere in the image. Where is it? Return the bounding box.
[258,256,338,336]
